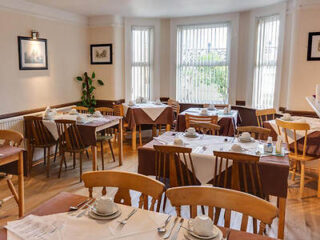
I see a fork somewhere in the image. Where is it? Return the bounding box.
[118,209,137,224]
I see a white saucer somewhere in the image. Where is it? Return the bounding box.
[89,208,121,220]
[92,204,119,216]
[187,220,222,240]
[238,137,255,143]
[184,132,198,138]
[280,117,293,121]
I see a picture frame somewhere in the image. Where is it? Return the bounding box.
[90,44,113,65]
[18,36,48,70]
[307,32,320,61]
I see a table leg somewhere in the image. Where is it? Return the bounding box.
[26,139,32,177]
[166,124,171,132]
[91,145,97,171]
[118,119,123,166]
[132,125,137,151]
[18,151,24,217]
[278,197,286,239]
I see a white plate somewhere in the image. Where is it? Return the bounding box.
[92,204,119,216]
[184,132,198,138]
[280,117,293,121]
[186,220,222,240]
[88,208,121,220]
[238,137,255,143]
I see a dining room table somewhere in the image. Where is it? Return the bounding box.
[176,108,240,136]
[138,131,289,239]
[0,146,24,217]
[24,113,123,172]
[123,102,173,150]
[264,116,320,157]
[0,192,277,240]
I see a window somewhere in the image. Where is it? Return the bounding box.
[176,23,230,103]
[252,15,280,109]
[131,26,153,100]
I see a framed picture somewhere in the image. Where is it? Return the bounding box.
[90,44,113,65]
[18,36,48,70]
[307,32,320,61]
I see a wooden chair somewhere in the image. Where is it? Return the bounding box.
[94,107,115,169]
[276,119,317,198]
[55,119,90,182]
[0,130,23,207]
[168,99,180,129]
[256,109,276,127]
[190,122,221,135]
[82,170,165,212]
[237,126,271,140]
[72,106,88,114]
[213,151,264,199]
[185,113,218,129]
[166,186,278,235]
[153,145,198,211]
[24,116,58,177]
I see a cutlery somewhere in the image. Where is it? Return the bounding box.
[69,198,90,212]
[163,217,178,239]
[71,199,94,217]
[157,215,172,233]
[76,200,96,218]
[118,209,137,225]
[170,218,184,240]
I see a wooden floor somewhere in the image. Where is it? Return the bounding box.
[1,137,320,239]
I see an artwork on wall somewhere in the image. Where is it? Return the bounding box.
[90,44,113,65]
[18,36,48,70]
[307,32,320,61]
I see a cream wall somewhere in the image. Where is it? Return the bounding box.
[0,8,88,115]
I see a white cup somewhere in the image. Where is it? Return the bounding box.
[95,196,115,214]
[283,113,291,120]
[192,215,213,237]
[156,98,161,104]
[240,132,250,140]
[208,104,215,110]
[70,108,78,114]
[128,100,134,106]
[173,137,183,146]
[187,127,196,135]
[200,108,208,115]
[223,107,228,114]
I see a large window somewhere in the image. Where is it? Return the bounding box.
[131,26,153,100]
[252,15,280,109]
[176,23,230,103]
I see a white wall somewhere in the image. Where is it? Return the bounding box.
[0,8,88,115]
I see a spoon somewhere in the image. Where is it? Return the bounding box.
[157,215,172,233]
[69,198,90,212]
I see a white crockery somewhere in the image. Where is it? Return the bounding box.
[208,104,215,110]
[93,111,102,118]
[239,132,251,140]
[200,108,208,115]
[95,196,115,215]
[187,127,196,135]
[231,143,243,152]
[173,137,184,146]
[192,215,214,237]
[70,109,79,115]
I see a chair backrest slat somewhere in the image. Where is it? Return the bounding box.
[72,106,88,114]
[24,116,54,146]
[256,109,276,127]
[113,104,124,117]
[190,122,220,135]
[0,130,23,147]
[185,113,218,129]
[95,107,114,116]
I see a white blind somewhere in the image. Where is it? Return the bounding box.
[252,15,280,109]
[176,23,230,104]
[131,26,153,100]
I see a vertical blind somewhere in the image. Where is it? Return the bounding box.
[176,23,230,103]
[131,26,153,100]
[252,15,280,109]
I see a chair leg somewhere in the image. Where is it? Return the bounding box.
[58,152,65,178]
[108,140,116,162]
[46,147,51,178]
[6,175,19,204]
[300,161,305,199]
[28,146,34,176]
[163,193,167,213]
[158,125,162,135]
[291,160,297,181]
[80,152,83,182]
[86,150,89,160]
[43,148,46,165]
[73,153,76,169]
[101,141,105,170]
[54,143,58,163]
[139,125,142,146]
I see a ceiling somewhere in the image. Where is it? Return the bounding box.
[24,0,285,18]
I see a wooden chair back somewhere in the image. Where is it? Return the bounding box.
[95,107,114,116]
[153,145,197,188]
[237,126,271,140]
[72,106,88,114]
[185,113,218,129]
[0,130,23,147]
[256,109,276,127]
[55,119,85,152]
[276,119,310,158]
[113,104,124,117]
[24,116,55,146]
[166,186,278,235]
[189,122,220,135]
[168,99,180,116]
[213,151,263,198]
[82,170,165,212]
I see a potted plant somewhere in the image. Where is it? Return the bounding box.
[76,72,104,113]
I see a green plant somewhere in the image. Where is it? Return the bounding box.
[76,72,104,113]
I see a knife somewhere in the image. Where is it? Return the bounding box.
[170,218,184,240]
[163,216,178,239]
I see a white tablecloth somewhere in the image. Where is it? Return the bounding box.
[183,108,238,122]
[267,116,320,144]
[154,132,263,185]
[123,103,168,121]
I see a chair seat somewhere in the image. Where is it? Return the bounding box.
[288,152,317,161]
[96,135,113,142]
